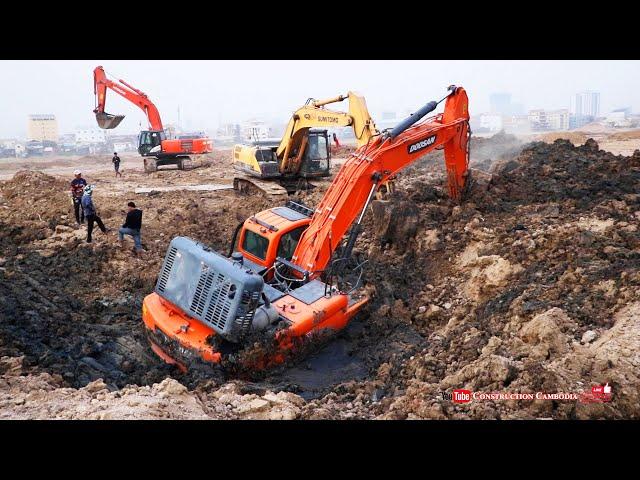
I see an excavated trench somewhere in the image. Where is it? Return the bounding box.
[1,135,640,418]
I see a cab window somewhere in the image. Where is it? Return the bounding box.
[242,230,269,260]
[306,134,328,160]
[276,226,305,261]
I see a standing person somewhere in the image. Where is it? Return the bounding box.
[70,170,87,224]
[332,132,340,148]
[81,185,107,243]
[112,152,122,177]
[118,202,143,254]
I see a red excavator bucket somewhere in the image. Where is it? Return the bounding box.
[95,112,125,129]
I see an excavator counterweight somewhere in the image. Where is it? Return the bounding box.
[142,86,471,372]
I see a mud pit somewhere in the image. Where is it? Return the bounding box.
[1,135,639,419]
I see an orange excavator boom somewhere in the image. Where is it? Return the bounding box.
[93,66,163,130]
[291,86,470,277]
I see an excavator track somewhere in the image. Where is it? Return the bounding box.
[233,175,289,198]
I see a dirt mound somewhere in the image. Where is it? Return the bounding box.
[535,131,590,145]
[578,122,612,135]
[331,145,357,157]
[488,139,640,207]
[607,129,640,141]
[0,171,70,245]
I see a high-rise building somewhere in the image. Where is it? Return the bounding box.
[570,91,600,119]
[27,114,58,142]
[489,93,512,115]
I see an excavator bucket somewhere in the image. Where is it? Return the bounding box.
[95,112,125,129]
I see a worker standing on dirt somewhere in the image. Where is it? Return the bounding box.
[70,169,87,224]
[112,152,122,178]
[81,185,108,243]
[332,132,340,148]
[118,201,143,254]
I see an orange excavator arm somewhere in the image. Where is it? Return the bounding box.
[290,86,470,277]
[93,66,163,131]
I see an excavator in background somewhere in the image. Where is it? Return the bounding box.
[142,85,470,372]
[232,92,380,196]
[93,66,213,173]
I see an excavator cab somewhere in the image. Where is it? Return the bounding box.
[298,129,331,178]
[138,130,166,156]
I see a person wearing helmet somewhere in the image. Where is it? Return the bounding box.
[70,169,87,224]
[81,185,107,243]
[112,152,122,178]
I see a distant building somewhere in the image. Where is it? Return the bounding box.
[546,109,570,130]
[242,120,270,141]
[75,128,106,144]
[479,113,503,132]
[489,93,525,116]
[25,140,44,156]
[528,109,569,131]
[613,106,631,115]
[113,141,136,152]
[570,91,600,128]
[28,114,58,142]
[490,93,511,115]
[605,110,631,127]
[502,115,530,134]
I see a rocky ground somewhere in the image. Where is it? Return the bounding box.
[1,134,639,419]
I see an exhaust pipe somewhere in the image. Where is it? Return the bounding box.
[95,112,125,129]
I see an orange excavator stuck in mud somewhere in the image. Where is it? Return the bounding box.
[142,85,471,372]
[93,66,213,172]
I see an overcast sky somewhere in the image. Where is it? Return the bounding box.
[1,60,639,138]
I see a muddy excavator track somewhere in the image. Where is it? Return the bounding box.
[233,175,289,197]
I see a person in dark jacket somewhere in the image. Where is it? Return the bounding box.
[81,185,107,243]
[112,152,122,178]
[70,169,87,224]
[118,201,143,253]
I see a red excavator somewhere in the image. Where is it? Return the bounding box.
[142,85,470,371]
[93,66,213,172]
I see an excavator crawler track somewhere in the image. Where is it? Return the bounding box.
[233,175,289,197]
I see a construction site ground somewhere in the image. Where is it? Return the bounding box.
[1,130,639,419]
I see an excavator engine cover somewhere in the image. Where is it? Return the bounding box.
[95,112,125,129]
[155,237,264,343]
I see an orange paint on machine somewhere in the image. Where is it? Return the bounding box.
[142,86,471,372]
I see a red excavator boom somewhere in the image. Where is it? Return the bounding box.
[93,66,163,130]
[292,85,469,277]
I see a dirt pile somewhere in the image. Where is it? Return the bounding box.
[534,131,590,146]
[344,138,640,419]
[1,137,639,419]
[0,356,305,419]
[0,171,70,245]
[608,129,640,141]
[0,166,277,392]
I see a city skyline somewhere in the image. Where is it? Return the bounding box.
[1,60,639,139]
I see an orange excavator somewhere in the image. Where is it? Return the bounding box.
[93,66,213,172]
[142,85,470,371]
